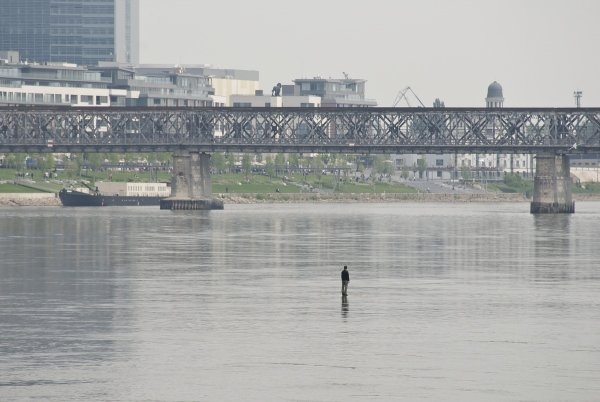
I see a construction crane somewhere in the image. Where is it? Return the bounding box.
[392,86,426,107]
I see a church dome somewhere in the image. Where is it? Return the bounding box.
[487,81,503,98]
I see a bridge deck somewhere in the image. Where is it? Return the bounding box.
[1,107,599,154]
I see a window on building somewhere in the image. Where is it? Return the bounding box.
[436,159,444,166]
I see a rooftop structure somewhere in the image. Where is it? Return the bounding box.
[292,77,377,107]
[135,64,260,106]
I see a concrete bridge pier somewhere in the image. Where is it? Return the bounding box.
[160,151,224,210]
[530,154,574,214]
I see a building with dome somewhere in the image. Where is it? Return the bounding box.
[457,81,533,178]
[389,81,536,182]
[486,81,504,108]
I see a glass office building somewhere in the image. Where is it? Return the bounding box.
[0,0,139,66]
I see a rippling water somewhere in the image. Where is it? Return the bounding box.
[1,202,599,401]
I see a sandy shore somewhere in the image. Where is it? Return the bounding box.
[0,193,62,206]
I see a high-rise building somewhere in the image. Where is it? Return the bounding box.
[0,0,139,66]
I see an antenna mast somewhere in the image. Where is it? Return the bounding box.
[574,90,582,108]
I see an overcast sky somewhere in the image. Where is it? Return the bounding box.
[140,0,600,107]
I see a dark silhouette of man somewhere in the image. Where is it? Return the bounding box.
[341,265,350,295]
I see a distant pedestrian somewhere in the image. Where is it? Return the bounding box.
[341,265,350,295]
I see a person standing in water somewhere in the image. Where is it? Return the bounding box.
[341,265,350,295]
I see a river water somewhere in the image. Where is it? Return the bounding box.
[0,202,599,401]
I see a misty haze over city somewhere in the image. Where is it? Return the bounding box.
[140,0,600,107]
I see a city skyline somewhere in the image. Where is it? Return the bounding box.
[139,0,600,107]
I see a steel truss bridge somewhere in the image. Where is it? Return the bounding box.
[1,106,600,154]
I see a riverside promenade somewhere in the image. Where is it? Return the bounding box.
[3,191,600,207]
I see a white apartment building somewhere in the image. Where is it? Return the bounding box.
[135,65,260,107]
[0,60,128,107]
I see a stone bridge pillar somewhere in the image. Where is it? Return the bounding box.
[530,154,574,214]
[160,151,224,210]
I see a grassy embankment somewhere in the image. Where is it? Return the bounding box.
[0,168,417,194]
[2,168,599,195]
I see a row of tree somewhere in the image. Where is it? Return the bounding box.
[2,151,401,179]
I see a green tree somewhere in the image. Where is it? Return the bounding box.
[274,153,286,175]
[151,152,171,166]
[5,154,16,169]
[241,154,252,179]
[212,152,226,173]
[43,154,56,172]
[87,153,102,172]
[265,155,275,178]
[312,155,324,178]
[373,155,393,176]
[288,153,300,168]
[417,158,427,179]
[355,155,364,173]
[461,165,472,182]
[8,153,27,170]
[401,167,410,180]
[66,155,82,179]
[107,153,120,165]
[329,154,338,167]
[223,154,234,173]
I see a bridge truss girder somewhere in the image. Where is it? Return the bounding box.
[1,107,599,154]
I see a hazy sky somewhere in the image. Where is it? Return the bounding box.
[140,0,600,107]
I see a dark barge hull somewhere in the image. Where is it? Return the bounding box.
[58,189,164,207]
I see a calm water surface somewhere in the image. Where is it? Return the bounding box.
[1,202,599,401]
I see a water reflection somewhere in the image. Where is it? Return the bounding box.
[341,294,349,319]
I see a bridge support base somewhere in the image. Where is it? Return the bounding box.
[160,198,224,210]
[530,154,574,214]
[160,151,224,210]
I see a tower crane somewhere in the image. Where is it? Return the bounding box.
[392,86,426,107]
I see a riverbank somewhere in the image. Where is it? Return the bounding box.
[216,192,530,204]
[3,191,600,207]
[0,193,61,206]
